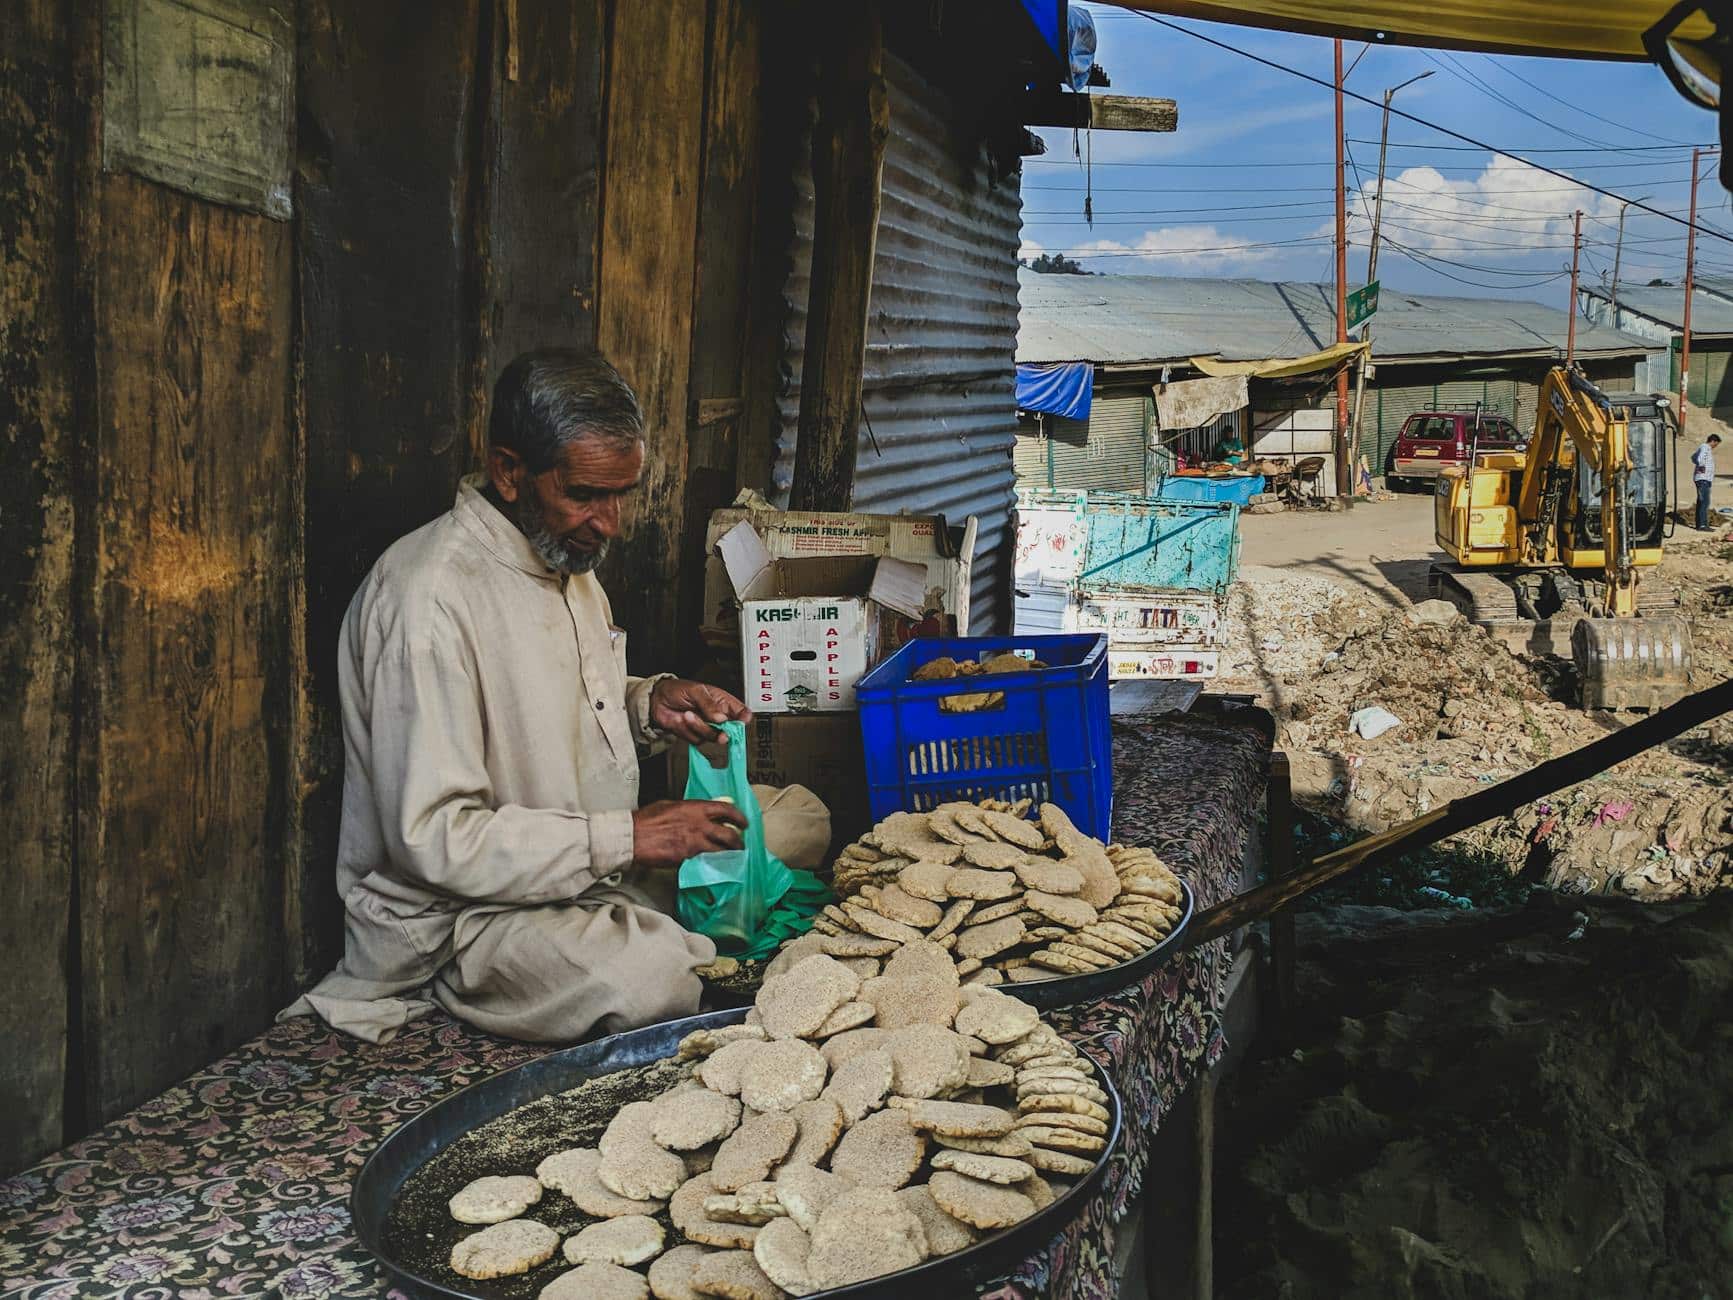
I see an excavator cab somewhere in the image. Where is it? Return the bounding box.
[1432,372,1692,711]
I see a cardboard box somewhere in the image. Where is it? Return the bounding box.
[703,493,977,662]
[743,714,869,848]
[742,596,876,714]
[1108,646,1220,681]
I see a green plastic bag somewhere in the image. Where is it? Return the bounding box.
[676,721,831,959]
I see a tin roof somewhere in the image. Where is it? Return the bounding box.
[1017,269,1657,368]
[1578,279,1733,337]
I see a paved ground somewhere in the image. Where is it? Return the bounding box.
[1238,447,1733,608]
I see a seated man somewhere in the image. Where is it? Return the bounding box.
[288,349,812,1044]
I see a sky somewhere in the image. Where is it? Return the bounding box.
[1018,6,1733,306]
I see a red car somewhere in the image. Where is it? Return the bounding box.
[1386,408,1525,492]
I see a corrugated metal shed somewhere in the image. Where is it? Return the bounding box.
[1579,281,1733,337]
[774,54,1021,633]
[1018,270,1656,367]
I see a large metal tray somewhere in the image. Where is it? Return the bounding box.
[1006,879,1195,1011]
[352,1007,1123,1299]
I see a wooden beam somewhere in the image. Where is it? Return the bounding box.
[1021,91,1178,132]
[789,3,888,512]
[1185,675,1733,949]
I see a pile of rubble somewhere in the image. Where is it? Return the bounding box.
[1218,552,1733,901]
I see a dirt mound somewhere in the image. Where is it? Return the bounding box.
[1218,548,1733,900]
[1217,894,1733,1300]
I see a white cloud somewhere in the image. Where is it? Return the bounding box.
[1070,224,1287,273]
[1018,236,1048,262]
[1341,154,1621,260]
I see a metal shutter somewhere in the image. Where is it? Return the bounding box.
[1013,428,1051,489]
[1437,379,1490,410]
[1371,380,1434,473]
[1047,393,1147,493]
[1694,345,1733,419]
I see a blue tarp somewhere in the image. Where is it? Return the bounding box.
[1150,475,1266,506]
[1016,362,1093,421]
[1019,0,1064,60]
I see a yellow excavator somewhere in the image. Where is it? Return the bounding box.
[1431,365,1692,711]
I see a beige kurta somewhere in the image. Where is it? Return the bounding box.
[284,474,716,1044]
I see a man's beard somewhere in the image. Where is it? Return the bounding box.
[517,498,608,575]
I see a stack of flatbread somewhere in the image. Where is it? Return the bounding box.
[793,800,1185,984]
[442,946,1114,1299]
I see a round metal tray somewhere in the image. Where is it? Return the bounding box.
[1004,879,1195,1011]
[352,1007,1123,1299]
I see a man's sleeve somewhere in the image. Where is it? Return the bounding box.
[367,630,634,904]
[626,672,674,749]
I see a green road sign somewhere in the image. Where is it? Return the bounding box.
[1347,280,1379,331]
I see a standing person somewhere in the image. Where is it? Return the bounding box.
[1694,432,1721,530]
[285,349,827,1045]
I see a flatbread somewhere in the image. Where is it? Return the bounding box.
[895,1184,976,1256]
[821,1049,894,1124]
[806,1187,929,1289]
[450,1219,560,1280]
[648,1243,714,1300]
[757,955,861,1040]
[449,1174,543,1225]
[711,1112,799,1193]
[537,1147,665,1218]
[737,1039,827,1114]
[540,1261,650,1300]
[690,1248,784,1300]
[787,1097,847,1167]
[930,1149,1036,1184]
[927,1170,1036,1230]
[562,1214,665,1267]
[654,1088,743,1151]
[828,1108,927,1190]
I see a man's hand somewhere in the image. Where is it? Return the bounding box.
[650,678,752,747]
[632,799,749,870]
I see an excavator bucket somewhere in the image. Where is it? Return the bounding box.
[1572,615,1693,711]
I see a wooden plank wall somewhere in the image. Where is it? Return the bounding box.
[0,0,769,1172]
[0,0,85,1173]
[594,0,708,673]
[295,0,495,983]
[79,173,299,1123]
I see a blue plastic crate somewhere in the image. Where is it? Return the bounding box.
[854,633,1112,840]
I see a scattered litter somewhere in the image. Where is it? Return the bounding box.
[1416,886,1474,910]
[1349,707,1403,740]
[1591,800,1635,828]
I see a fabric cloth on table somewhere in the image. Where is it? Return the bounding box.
[982,713,1270,1300]
[0,713,1267,1299]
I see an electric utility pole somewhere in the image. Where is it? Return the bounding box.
[1350,70,1431,486]
[1680,146,1705,431]
[1567,209,1582,362]
[1333,39,1350,499]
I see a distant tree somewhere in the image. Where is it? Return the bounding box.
[1646,277,1673,287]
[1021,252,1093,275]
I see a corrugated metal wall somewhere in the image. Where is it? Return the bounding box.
[773,53,1022,632]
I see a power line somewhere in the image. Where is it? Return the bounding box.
[1126,11,1732,247]
[1423,50,1625,152]
[1352,139,1702,154]
[1473,56,1694,147]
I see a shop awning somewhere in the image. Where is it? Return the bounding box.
[1115,1,1704,60]
[1015,361,1094,421]
[1188,340,1367,381]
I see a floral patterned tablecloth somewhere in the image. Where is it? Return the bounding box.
[0,713,1267,1300]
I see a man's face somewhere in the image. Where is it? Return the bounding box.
[489,437,645,575]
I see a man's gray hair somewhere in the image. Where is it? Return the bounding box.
[490,349,644,473]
